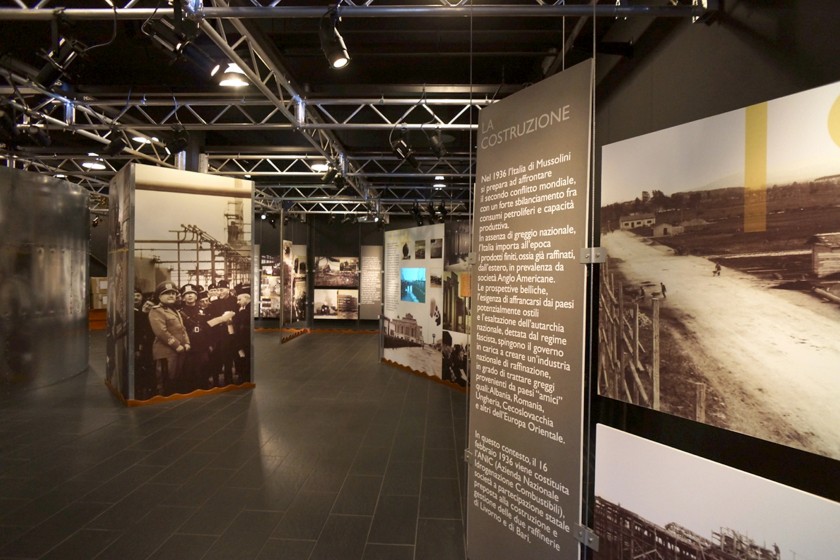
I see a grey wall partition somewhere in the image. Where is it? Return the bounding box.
[0,167,89,388]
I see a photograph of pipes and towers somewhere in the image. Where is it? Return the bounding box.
[598,81,840,461]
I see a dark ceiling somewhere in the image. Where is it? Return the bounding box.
[0,0,715,220]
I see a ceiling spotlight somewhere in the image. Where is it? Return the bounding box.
[104,131,126,156]
[261,212,267,220]
[429,130,447,158]
[218,63,249,87]
[412,202,424,226]
[91,215,101,228]
[312,162,330,173]
[433,182,446,190]
[165,126,190,154]
[320,9,350,69]
[391,127,420,171]
[322,167,338,184]
[333,174,346,189]
[269,217,277,229]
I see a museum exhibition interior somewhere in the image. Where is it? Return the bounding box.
[1,2,839,560]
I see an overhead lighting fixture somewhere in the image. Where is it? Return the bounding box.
[104,129,127,156]
[429,130,447,158]
[218,63,249,87]
[91,215,101,228]
[312,162,330,173]
[322,167,338,184]
[82,159,106,171]
[165,126,189,154]
[433,182,446,190]
[261,212,267,220]
[319,9,350,69]
[412,202,424,226]
[132,135,159,145]
[390,126,420,171]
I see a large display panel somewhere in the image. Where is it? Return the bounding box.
[467,60,592,560]
[594,425,840,560]
[107,164,254,402]
[599,81,840,461]
[442,220,472,387]
[383,223,445,379]
[359,244,383,321]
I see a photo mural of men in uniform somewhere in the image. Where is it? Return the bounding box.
[181,283,235,390]
[149,281,190,396]
[133,287,156,399]
[232,285,251,383]
[207,279,238,386]
[179,283,211,390]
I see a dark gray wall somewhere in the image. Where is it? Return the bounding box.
[591,0,840,505]
[596,0,840,148]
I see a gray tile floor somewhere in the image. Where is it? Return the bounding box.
[0,331,468,560]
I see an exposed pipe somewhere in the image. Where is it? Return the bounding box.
[0,4,716,21]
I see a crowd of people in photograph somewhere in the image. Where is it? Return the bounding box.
[133,279,251,399]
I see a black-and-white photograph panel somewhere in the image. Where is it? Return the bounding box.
[594,425,840,560]
[313,255,360,288]
[598,81,840,460]
[383,224,445,379]
[133,185,252,399]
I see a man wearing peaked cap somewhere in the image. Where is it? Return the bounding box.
[207,278,238,386]
[180,283,211,390]
[148,281,190,396]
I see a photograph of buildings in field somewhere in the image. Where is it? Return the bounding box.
[313,256,360,288]
[594,425,840,560]
[598,82,840,460]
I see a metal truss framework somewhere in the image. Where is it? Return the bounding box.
[0,1,715,217]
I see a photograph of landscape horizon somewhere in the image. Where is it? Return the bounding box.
[598,81,840,460]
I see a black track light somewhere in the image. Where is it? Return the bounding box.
[429,130,447,159]
[320,10,350,69]
[391,128,420,171]
[166,126,189,154]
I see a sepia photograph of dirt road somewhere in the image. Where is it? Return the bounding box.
[598,82,840,460]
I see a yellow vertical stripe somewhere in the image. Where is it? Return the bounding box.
[744,103,768,233]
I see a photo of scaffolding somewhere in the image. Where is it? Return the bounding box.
[134,197,252,292]
[594,425,840,560]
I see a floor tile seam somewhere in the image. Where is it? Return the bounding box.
[449,396,469,532]
[409,385,431,560]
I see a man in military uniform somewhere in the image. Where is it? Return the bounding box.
[181,283,235,390]
[133,287,155,399]
[148,281,190,396]
[178,283,211,391]
[207,279,238,386]
[232,284,252,383]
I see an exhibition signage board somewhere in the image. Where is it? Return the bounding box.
[383,224,445,379]
[467,60,592,560]
[599,80,840,461]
